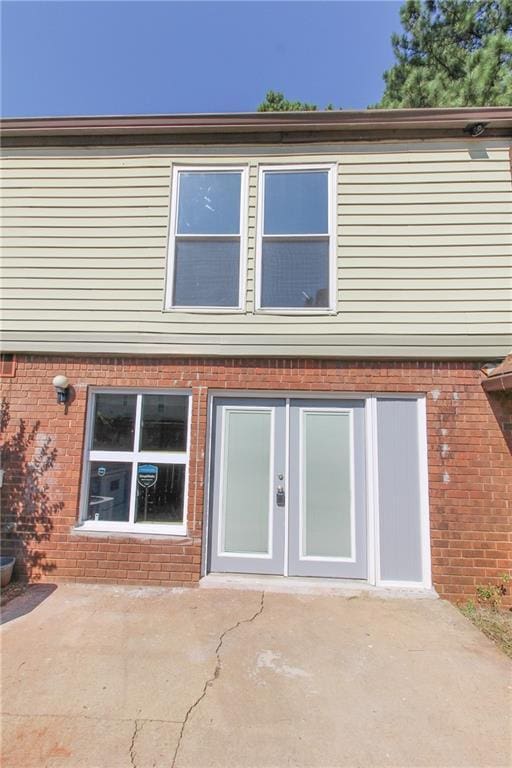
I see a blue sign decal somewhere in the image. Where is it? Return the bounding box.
[137,464,158,489]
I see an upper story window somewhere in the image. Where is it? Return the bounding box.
[166,167,246,310]
[257,166,335,311]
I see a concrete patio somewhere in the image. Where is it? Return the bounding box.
[1,582,510,767]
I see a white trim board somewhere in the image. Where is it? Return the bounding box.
[206,389,426,400]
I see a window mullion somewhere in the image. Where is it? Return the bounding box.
[133,394,143,452]
[89,450,135,462]
[137,452,187,464]
[128,394,143,525]
[262,234,329,241]
[175,233,240,240]
[128,461,138,525]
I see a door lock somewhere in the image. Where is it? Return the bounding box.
[276,486,286,507]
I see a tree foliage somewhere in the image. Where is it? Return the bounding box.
[257,90,318,112]
[375,0,512,107]
[257,2,512,111]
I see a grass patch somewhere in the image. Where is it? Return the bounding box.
[459,600,512,659]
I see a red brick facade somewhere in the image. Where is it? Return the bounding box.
[1,354,511,604]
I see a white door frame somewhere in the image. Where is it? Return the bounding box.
[202,390,431,589]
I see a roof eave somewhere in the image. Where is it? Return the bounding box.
[1,107,512,141]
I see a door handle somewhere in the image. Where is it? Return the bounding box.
[276,485,286,507]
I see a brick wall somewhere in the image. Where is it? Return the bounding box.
[1,355,511,604]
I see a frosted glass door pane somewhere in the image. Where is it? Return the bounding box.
[222,410,272,554]
[303,412,352,558]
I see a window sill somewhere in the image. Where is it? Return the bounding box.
[162,306,246,314]
[161,307,338,317]
[74,521,187,537]
[255,308,337,316]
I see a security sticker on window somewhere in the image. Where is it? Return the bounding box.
[138,464,158,489]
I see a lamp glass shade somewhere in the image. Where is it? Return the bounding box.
[52,374,69,390]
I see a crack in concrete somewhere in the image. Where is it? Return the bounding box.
[129,719,145,768]
[171,591,265,768]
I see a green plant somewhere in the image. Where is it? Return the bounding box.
[460,598,476,617]
[459,587,512,659]
[257,91,318,112]
[475,574,510,611]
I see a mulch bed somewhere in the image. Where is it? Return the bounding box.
[1,579,29,607]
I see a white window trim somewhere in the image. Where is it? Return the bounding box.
[164,165,249,313]
[255,163,337,315]
[77,388,192,537]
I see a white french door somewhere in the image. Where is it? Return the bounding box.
[208,397,367,579]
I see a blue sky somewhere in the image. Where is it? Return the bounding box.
[1,1,402,117]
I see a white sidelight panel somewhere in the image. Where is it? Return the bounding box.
[376,397,426,584]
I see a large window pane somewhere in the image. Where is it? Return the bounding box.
[264,171,328,235]
[87,462,132,522]
[177,172,241,234]
[140,395,188,452]
[261,240,329,308]
[92,394,136,451]
[173,240,240,307]
[135,463,185,524]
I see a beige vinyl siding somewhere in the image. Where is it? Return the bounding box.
[1,139,511,358]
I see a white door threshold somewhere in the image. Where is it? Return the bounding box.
[200,573,437,599]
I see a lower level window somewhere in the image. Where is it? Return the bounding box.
[81,391,190,534]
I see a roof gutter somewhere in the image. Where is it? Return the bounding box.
[1,107,511,145]
[482,373,512,393]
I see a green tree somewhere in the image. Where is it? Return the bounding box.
[257,91,342,112]
[375,0,512,107]
[257,90,318,111]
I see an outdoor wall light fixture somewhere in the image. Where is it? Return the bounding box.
[464,122,488,137]
[52,374,70,404]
